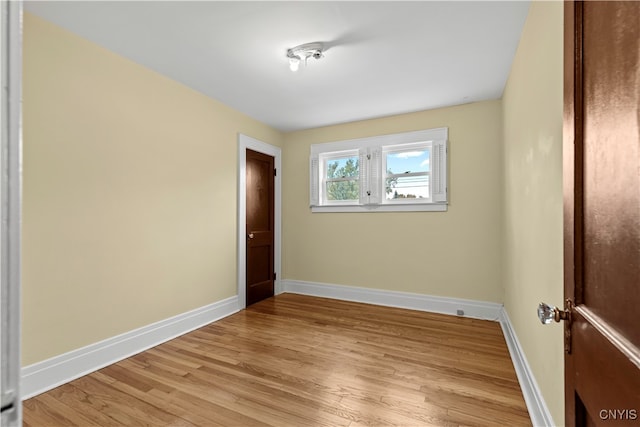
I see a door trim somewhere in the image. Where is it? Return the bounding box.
[237,134,281,310]
[1,1,23,425]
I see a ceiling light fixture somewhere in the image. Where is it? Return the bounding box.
[286,42,324,72]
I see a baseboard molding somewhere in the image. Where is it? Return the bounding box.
[21,296,239,400]
[280,279,502,321]
[500,308,554,427]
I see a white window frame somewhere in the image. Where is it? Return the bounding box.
[382,141,432,204]
[310,128,448,213]
[320,149,360,206]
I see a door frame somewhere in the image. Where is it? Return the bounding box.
[563,2,579,422]
[237,134,281,310]
[0,0,22,425]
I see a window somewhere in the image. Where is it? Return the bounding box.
[323,151,359,204]
[310,128,448,212]
[384,143,431,202]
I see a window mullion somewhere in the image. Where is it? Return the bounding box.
[359,148,369,205]
[368,147,382,204]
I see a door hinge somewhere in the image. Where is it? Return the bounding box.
[273,272,277,281]
[564,298,574,354]
[274,168,277,176]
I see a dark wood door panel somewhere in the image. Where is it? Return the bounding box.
[564,2,640,426]
[572,310,640,423]
[247,246,271,285]
[582,0,640,345]
[246,149,274,307]
[247,153,273,233]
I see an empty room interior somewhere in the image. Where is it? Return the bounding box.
[12,1,573,426]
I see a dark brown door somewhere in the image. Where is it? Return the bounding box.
[564,2,640,425]
[246,149,275,306]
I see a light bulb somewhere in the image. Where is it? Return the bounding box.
[289,57,300,72]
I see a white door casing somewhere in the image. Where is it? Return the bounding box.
[0,1,22,425]
[237,134,281,310]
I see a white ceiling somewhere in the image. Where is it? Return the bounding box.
[24,1,530,132]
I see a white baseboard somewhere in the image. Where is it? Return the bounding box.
[280,279,502,321]
[21,296,239,400]
[499,308,554,427]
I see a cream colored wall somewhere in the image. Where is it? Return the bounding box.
[502,1,564,425]
[283,101,504,302]
[22,13,283,366]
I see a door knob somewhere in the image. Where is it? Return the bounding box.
[247,233,254,240]
[537,300,572,324]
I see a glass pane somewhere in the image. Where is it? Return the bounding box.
[325,155,359,201]
[386,174,429,200]
[326,156,359,179]
[327,180,359,201]
[386,149,429,174]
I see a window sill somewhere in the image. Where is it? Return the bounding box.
[311,203,448,213]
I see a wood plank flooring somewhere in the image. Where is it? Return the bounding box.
[23,294,531,426]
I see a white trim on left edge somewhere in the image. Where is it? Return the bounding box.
[281,279,502,321]
[21,296,239,400]
[1,1,23,424]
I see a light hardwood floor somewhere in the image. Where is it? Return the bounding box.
[23,294,531,426]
